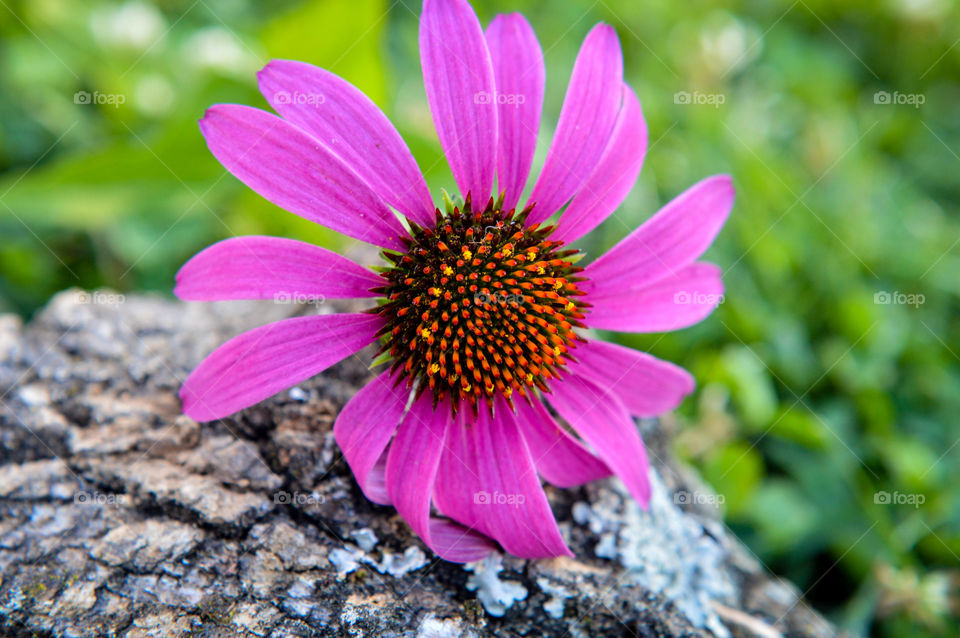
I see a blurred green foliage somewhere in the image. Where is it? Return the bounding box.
[1,0,958,635]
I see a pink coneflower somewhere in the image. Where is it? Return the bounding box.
[176,0,733,562]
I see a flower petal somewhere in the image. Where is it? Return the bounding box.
[583,175,734,292]
[434,397,572,559]
[566,340,694,417]
[486,13,544,212]
[200,104,408,250]
[552,83,647,244]
[334,371,409,505]
[386,394,495,562]
[175,236,384,302]
[527,24,623,224]
[258,60,436,228]
[584,262,724,333]
[364,450,391,505]
[513,397,611,488]
[420,0,498,202]
[546,374,651,507]
[181,313,382,422]
[433,409,494,538]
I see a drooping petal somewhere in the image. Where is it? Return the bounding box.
[175,236,384,302]
[386,394,495,562]
[433,409,494,538]
[258,60,435,228]
[420,0,498,202]
[199,104,408,250]
[364,450,391,505]
[566,340,694,417]
[552,83,647,244]
[334,371,409,505]
[583,175,734,292]
[434,397,572,559]
[527,24,623,224]
[427,519,498,563]
[546,374,651,507]
[584,262,724,333]
[513,397,610,488]
[486,13,544,212]
[181,313,382,422]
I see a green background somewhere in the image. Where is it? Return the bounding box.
[1,1,958,635]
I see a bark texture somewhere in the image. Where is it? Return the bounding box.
[0,290,840,637]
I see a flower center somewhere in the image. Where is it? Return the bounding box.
[374,194,588,413]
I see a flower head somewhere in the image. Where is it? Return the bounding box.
[176,0,734,562]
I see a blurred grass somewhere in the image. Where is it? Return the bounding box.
[1,0,958,635]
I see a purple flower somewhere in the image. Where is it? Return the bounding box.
[176,0,734,562]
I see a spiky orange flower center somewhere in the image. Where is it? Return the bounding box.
[375,196,588,413]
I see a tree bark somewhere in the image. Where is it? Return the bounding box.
[0,290,841,637]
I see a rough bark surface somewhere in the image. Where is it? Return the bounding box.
[0,291,841,637]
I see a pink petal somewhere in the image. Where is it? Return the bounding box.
[527,24,623,224]
[485,13,544,212]
[434,397,572,559]
[546,375,651,507]
[258,60,435,228]
[433,409,493,537]
[584,262,724,333]
[513,397,611,488]
[386,394,495,562]
[567,340,694,417]
[175,236,384,302]
[552,83,647,244]
[334,371,409,505]
[364,450,391,505]
[420,0,498,202]
[583,174,734,292]
[199,104,408,250]
[181,313,381,422]
[427,519,499,563]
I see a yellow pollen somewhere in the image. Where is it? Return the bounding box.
[462,248,473,259]
[443,266,454,276]
[485,384,494,394]
[430,363,440,374]
[537,266,546,275]
[566,301,576,311]
[553,280,563,290]
[553,346,562,356]
[420,328,432,340]
[526,373,534,383]
[430,287,441,297]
